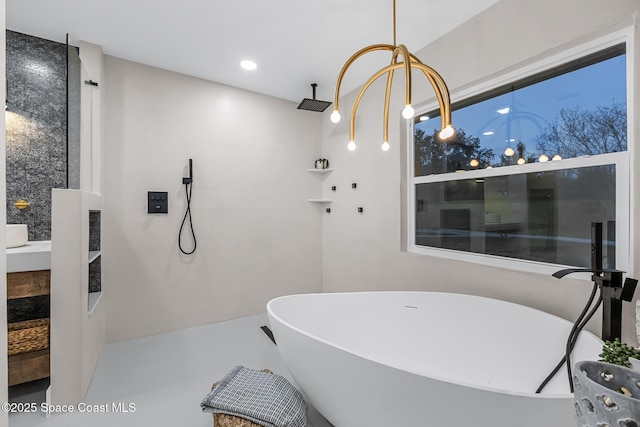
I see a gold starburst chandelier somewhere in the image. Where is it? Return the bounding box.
[330,0,455,151]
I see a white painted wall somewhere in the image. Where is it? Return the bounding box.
[321,0,640,343]
[103,57,323,342]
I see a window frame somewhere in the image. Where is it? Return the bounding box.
[405,28,635,276]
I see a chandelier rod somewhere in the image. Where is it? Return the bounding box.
[393,0,397,46]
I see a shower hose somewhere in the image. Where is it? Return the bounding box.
[178,180,196,255]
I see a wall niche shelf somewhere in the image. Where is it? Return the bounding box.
[307,167,333,205]
[88,210,101,314]
[307,168,333,174]
[88,251,101,264]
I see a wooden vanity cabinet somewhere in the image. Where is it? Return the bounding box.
[7,270,51,386]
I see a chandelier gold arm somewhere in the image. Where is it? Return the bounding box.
[333,44,396,113]
[350,61,452,143]
[383,44,413,144]
[383,48,403,144]
[397,45,413,109]
[408,54,452,128]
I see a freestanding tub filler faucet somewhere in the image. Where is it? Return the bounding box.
[552,222,637,342]
[541,222,637,393]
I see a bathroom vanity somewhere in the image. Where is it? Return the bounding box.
[6,241,52,386]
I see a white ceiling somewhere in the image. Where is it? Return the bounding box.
[6,0,500,103]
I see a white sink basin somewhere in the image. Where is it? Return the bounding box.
[7,224,28,248]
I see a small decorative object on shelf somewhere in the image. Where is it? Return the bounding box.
[314,158,329,169]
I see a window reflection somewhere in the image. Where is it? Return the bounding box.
[415,166,616,267]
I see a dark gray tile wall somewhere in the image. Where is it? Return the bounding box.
[89,210,101,252]
[6,31,71,241]
[89,256,101,293]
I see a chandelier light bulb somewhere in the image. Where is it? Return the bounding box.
[439,125,455,140]
[402,105,415,120]
[381,141,390,151]
[469,159,479,167]
[517,157,526,165]
[504,147,515,157]
[347,141,356,151]
[538,154,549,163]
[552,154,562,161]
[330,110,341,124]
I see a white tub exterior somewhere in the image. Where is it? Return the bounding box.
[267,291,603,427]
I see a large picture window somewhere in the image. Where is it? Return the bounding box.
[409,37,630,271]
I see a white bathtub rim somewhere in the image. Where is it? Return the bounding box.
[266,290,601,400]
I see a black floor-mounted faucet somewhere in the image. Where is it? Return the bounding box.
[552,222,637,342]
[537,222,637,394]
[552,267,637,341]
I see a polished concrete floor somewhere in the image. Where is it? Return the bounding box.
[9,313,331,427]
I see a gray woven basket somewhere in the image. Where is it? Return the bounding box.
[573,360,640,427]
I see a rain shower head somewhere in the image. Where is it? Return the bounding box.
[297,83,332,112]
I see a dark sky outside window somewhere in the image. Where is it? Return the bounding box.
[415,53,626,172]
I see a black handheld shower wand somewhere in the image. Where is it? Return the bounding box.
[179,159,196,255]
[183,159,193,184]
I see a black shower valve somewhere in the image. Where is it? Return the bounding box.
[148,191,168,214]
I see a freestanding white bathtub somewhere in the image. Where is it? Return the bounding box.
[267,291,603,427]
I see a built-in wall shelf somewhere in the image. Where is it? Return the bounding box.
[88,210,101,310]
[88,251,101,264]
[307,168,333,174]
[88,292,102,315]
[307,167,333,207]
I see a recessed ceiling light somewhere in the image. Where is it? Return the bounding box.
[497,107,511,115]
[483,131,494,136]
[240,60,257,71]
[419,115,430,121]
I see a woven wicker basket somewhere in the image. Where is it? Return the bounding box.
[210,369,273,427]
[8,318,49,356]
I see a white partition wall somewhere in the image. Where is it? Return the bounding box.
[0,1,8,425]
[50,189,105,405]
[79,41,104,195]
